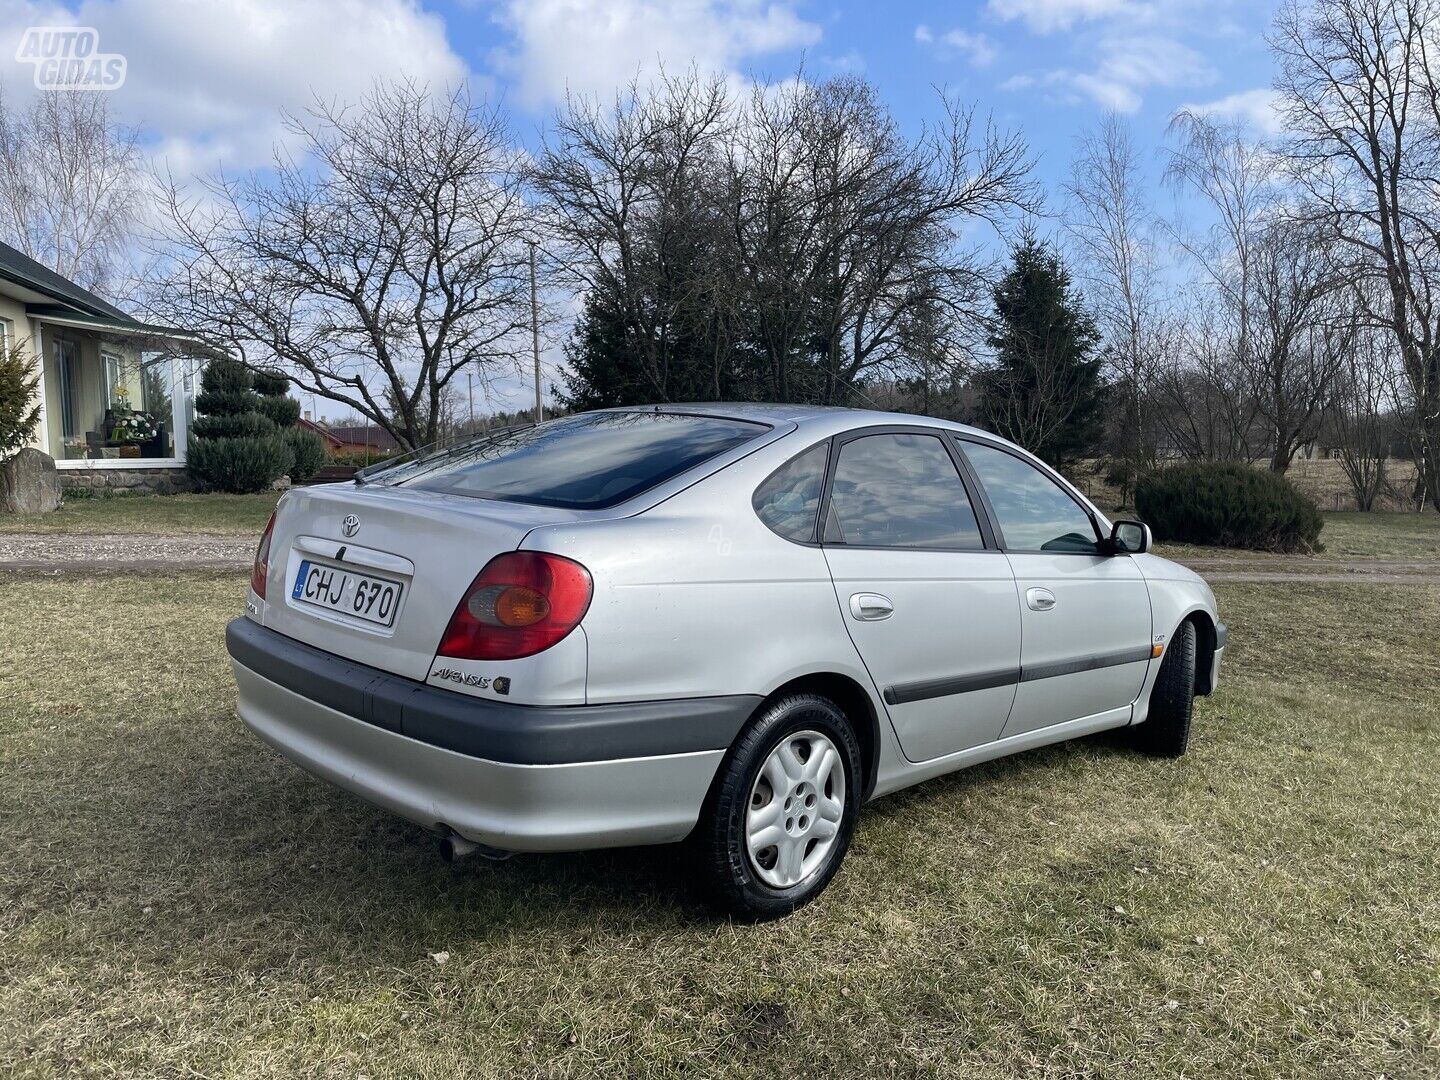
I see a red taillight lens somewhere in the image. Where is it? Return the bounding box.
[252,511,277,599]
[438,551,592,661]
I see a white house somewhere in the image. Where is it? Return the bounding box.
[0,240,206,492]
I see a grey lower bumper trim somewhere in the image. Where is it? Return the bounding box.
[225,618,760,765]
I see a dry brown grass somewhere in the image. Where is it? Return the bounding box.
[1,572,1437,1076]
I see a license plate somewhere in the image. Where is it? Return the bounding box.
[290,559,403,627]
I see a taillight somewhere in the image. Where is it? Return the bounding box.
[438,551,592,661]
[252,511,277,599]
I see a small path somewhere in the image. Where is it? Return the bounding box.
[1184,555,1440,584]
[0,533,252,574]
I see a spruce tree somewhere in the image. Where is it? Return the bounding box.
[977,235,1106,470]
[186,359,294,493]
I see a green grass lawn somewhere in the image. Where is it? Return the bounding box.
[1151,509,1440,562]
[0,491,280,536]
[1,573,1436,1077]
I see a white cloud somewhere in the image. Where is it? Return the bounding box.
[1011,33,1213,113]
[1178,87,1283,135]
[0,0,468,173]
[914,24,998,68]
[488,0,821,109]
[987,0,1140,34]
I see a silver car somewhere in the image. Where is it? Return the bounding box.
[228,405,1224,918]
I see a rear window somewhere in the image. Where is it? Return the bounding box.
[375,411,767,509]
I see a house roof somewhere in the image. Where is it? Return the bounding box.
[0,241,191,339]
[324,425,400,451]
[298,417,344,447]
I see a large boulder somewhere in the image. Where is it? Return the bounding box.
[0,448,61,514]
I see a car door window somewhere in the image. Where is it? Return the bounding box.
[753,443,829,542]
[961,441,1100,554]
[823,433,983,549]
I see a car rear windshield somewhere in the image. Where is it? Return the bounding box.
[371,411,768,509]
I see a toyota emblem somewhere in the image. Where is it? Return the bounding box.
[341,514,361,538]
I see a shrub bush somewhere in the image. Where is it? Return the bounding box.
[284,427,329,483]
[1135,462,1324,553]
[0,342,41,457]
[255,394,301,428]
[330,447,399,468]
[191,412,275,441]
[194,388,260,419]
[186,434,294,494]
[187,361,289,493]
[250,370,291,397]
[200,357,254,393]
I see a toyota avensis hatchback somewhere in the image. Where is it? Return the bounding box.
[228,405,1225,918]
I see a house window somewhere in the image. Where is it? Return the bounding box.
[54,338,81,442]
[0,317,11,354]
[102,352,125,409]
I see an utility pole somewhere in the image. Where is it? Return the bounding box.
[529,238,542,425]
[467,370,474,434]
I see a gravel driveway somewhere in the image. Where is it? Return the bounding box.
[4,531,1440,582]
[0,533,254,574]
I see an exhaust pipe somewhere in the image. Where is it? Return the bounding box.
[437,829,513,863]
[439,834,480,863]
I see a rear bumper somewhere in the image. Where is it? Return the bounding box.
[226,618,756,851]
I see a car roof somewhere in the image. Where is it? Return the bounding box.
[603,401,994,438]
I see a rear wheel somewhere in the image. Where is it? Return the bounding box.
[1132,619,1197,758]
[698,694,862,920]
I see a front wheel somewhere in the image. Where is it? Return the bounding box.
[1132,619,1197,758]
[698,694,862,920]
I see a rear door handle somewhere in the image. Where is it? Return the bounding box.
[1026,587,1057,611]
[849,592,894,621]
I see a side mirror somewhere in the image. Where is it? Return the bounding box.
[1108,519,1151,555]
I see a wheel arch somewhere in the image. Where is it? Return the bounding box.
[755,672,882,800]
[1186,609,1219,696]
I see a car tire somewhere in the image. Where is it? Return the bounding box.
[1132,619,1197,758]
[697,693,863,920]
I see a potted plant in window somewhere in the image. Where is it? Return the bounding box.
[110,411,158,457]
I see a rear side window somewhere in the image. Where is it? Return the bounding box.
[386,412,766,509]
[823,433,983,549]
[753,443,829,542]
[960,441,1100,553]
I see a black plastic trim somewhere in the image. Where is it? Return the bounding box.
[883,645,1153,705]
[1018,645,1154,683]
[1215,622,1228,648]
[226,618,761,765]
[884,667,1019,705]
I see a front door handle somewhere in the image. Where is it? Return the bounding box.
[1026,587,1057,612]
[849,592,894,621]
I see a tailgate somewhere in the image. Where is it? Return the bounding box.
[259,483,584,680]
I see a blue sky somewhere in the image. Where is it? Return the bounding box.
[1,0,1284,412]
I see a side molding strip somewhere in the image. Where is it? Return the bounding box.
[884,645,1153,705]
[883,668,1020,706]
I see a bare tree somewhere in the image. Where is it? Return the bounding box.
[1064,114,1169,502]
[1331,315,1401,510]
[1246,222,1350,471]
[1274,0,1440,508]
[0,89,145,296]
[149,81,531,451]
[1165,110,1346,472]
[534,71,1035,408]
[530,71,735,403]
[723,77,1035,403]
[1152,295,1264,462]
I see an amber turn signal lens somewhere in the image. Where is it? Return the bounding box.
[494,585,550,627]
[1151,644,1165,658]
